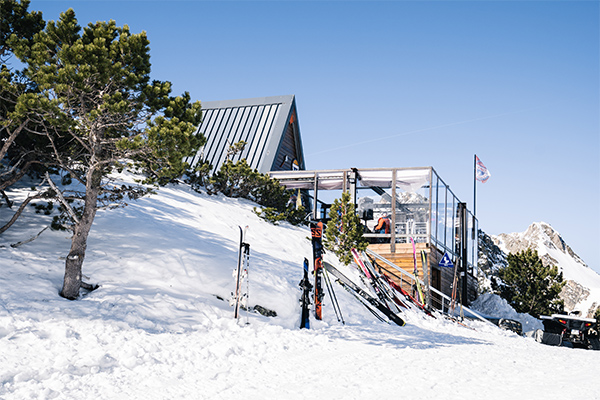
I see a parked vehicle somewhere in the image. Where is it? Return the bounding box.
[486,317,523,336]
[536,314,600,350]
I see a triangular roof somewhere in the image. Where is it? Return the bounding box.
[186,95,305,175]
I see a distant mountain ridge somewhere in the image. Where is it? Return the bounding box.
[495,222,587,269]
[479,222,600,318]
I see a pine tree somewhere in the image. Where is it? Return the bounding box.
[324,192,367,265]
[7,9,204,299]
[1,0,47,206]
[492,248,565,318]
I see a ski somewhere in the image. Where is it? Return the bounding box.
[410,237,425,305]
[420,249,429,307]
[233,226,250,319]
[323,266,345,324]
[323,261,405,327]
[360,250,409,310]
[366,253,436,318]
[310,222,324,320]
[299,258,313,329]
[351,248,407,311]
[378,269,436,319]
[334,278,387,324]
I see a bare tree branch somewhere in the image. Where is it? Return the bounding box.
[10,226,49,248]
[0,117,30,161]
[0,190,13,208]
[45,172,80,225]
[0,191,46,234]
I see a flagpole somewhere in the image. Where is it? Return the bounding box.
[473,154,477,217]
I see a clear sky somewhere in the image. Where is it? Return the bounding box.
[27,0,600,272]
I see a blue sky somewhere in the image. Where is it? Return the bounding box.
[29,0,599,272]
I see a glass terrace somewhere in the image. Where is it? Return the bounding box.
[269,167,478,276]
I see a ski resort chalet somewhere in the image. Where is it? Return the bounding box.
[187,94,479,310]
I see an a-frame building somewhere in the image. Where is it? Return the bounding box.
[186,95,305,174]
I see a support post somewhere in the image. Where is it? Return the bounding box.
[313,172,318,221]
[391,169,397,253]
[473,154,477,217]
[349,170,357,205]
[459,202,469,306]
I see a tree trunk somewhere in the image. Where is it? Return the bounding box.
[59,167,102,300]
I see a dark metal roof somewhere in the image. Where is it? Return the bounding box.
[186,95,304,174]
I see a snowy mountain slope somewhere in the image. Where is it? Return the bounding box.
[493,222,600,317]
[1,176,599,399]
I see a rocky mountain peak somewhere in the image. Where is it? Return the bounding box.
[494,222,587,269]
[482,222,598,317]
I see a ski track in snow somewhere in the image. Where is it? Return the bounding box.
[1,175,598,400]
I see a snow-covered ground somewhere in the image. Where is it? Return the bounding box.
[1,176,598,399]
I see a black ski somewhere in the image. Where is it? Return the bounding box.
[323,261,405,327]
[299,258,312,329]
[233,226,250,319]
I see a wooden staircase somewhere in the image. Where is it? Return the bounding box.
[367,242,429,280]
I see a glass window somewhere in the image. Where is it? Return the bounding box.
[445,191,455,254]
[431,175,439,246]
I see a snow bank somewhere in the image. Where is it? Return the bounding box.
[1,176,598,399]
[471,292,543,332]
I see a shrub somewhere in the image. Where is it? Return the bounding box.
[324,192,367,265]
[206,159,306,225]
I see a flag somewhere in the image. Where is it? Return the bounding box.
[475,155,490,183]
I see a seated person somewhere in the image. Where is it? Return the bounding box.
[375,213,391,234]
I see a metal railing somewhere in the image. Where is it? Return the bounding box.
[365,248,492,325]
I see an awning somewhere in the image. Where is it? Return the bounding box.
[269,167,431,192]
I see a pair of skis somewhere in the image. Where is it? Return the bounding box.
[233,226,250,320]
[311,222,325,321]
[299,258,312,328]
[410,237,425,306]
[299,222,344,329]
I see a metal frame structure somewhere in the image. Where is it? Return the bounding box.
[269,166,480,306]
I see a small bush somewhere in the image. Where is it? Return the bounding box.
[207,159,306,226]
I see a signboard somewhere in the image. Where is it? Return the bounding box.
[439,252,454,268]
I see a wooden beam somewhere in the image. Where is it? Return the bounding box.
[313,172,318,220]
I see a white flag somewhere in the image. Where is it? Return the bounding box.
[475,155,490,183]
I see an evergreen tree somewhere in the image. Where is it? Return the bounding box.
[492,248,565,318]
[7,9,204,299]
[324,191,367,265]
[0,0,44,59]
[1,0,47,209]
[207,158,305,225]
